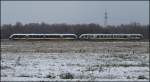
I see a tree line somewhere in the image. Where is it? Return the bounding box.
[1,22,149,39]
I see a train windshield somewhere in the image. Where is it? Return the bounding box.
[12,35,26,38]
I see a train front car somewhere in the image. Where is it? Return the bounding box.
[9,34,27,40]
[9,34,77,40]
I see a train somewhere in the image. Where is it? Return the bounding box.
[9,33,143,40]
[79,34,143,40]
[9,34,77,40]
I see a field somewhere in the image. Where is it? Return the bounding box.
[1,40,149,81]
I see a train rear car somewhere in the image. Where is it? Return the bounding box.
[79,34,143,40]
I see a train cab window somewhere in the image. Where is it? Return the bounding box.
[137,35,141,37]
[12,35,17,38]
[130,35,136,38]
[135,35,140,38]
[137,35,141,38]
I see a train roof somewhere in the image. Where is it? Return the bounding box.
[80,34,142,36]
[10,33,77,36]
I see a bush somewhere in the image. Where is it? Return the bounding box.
[138,75,147,79]
[45,73,55,79]
[59,73,74,79]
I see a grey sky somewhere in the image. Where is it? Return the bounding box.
[1,1,149,25]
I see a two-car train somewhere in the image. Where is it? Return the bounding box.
[9,33,143,40]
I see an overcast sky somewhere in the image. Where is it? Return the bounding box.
[1,1,149,25]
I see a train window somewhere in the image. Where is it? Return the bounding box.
[82,35,86,39]
[87,35,93,39]
[28,35,34,38]
[47,35,61,38]
[106,35,109,38]
[110,35,113,38]
[119,35,122,38]
[131,35,136,37]
[13,35,26,38]
[38,35,43,38]
[84,35,88,39]
[81,36,84,38]
[96,35,100,38]
[106,35,108,38]
[123,35,127,38]
[63,35,76,38]
[29,35,42,38]
[108,35,112,38]
[103,35,106,38]
[113,35,116,38]
[107,35,109,38]
[45,35,50,38]
[116,35,119,38]
[105,35,108,38]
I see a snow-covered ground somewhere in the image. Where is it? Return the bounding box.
[1,40,149,81]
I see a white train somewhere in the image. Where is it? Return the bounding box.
[9,34,77,40]
[79,34,143,40]
[9,33,143,40]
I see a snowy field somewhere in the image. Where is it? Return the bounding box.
[1,40,149,81]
